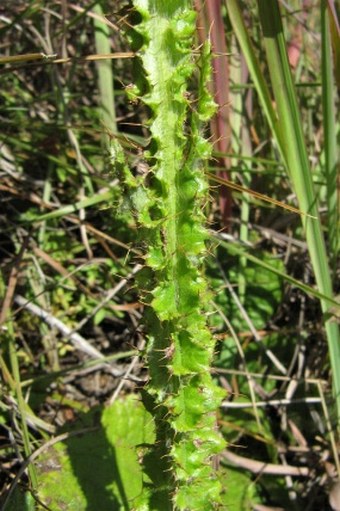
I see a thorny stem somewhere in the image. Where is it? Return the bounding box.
[126,1,226,509]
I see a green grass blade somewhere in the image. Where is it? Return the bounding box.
[226,0,285,162]
[215,235,340,309]
[257,0,340,428]
[25,188,115,222]
[93,3,117,141]
[321,0,339,272]
[0,274,38,489]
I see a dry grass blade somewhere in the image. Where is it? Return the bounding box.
[207,171,317,218]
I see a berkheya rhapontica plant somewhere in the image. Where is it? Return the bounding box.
[123,1,226,509]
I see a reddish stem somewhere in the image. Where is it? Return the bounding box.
[195,0,232,229]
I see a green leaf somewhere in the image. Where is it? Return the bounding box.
[5,488,35,511]
[93,308,107,326]
[37,396,155,511]
[220,467,261,510]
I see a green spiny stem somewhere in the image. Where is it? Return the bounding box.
[129,1,225,509]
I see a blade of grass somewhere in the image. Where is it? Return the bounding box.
[207,171,316,217]
[213,151,285,168]
[65,0,105,30]
[214,233,340,309]
[326,0,340,89]
[25,186,116,222]
[228,42,251,302]
[321,0,339,273]
[257,0,340,428]
[93,3,117,142]
[0,265,38,487]
[226,0,285,163]
[0,53,57,64]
